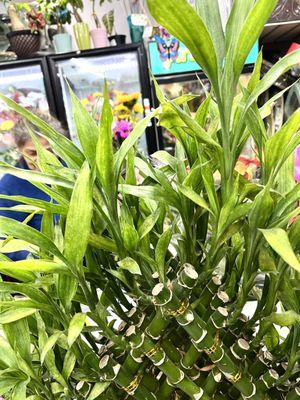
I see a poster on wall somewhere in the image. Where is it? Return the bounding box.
[148,36,259,77]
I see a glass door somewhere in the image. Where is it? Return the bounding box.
[159,77,210,154]
[0,63,50,165]
[55,50,148,153]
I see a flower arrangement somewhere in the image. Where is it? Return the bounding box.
[80,89,144,144]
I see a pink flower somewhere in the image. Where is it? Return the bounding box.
[113,120,133,140]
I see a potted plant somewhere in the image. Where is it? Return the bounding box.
[90,0,109,48]
[6,2,45,58]
[126,0,146,43]
[69,0,91,50]
[0,0,299,399]
[104,9,126,46]
[38,0,72,54]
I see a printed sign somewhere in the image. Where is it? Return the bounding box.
[149,39,259,76]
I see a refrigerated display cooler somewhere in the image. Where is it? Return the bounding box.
[47,43,159,155]
[148,38,259,154]
[0,58,56,164]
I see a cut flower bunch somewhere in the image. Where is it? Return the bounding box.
[0,0,299,399]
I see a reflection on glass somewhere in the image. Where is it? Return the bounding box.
[56,51,147,153]
[159,78,210,154]
[0,64,49,164]
[159,74,260,181]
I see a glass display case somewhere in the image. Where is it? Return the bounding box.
[48,44,158,155]
[0,58,56,165]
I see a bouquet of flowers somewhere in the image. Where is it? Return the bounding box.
[80,89,144,146]
[112,90,144,144]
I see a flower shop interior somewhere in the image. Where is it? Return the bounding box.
[0,0,299,399]
[0,0,298,163]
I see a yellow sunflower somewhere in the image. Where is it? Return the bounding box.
[114,104,129,112]
[133,103,144,114]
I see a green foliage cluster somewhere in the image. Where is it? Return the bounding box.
[0,0,299,399]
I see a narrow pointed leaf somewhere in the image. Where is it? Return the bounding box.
[70,88,99,165]
[177,184,211,212]
[195,0,225,67]
[147,0,218,86]
[260,228,300,273]
[0,93,84,167]
[232,0,277,77]
[118,257,141,275]
[0,162,73,189]
[68,313,86,347]
[96,83,115,199]
[88,382,110,400]
[0,217,66,262]
[0,308,36,324]
[115,110,158,174]
[64,161,93,269]
[41,331,63,364]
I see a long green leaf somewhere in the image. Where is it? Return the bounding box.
[265,110,300,178]
[96,83,115,200]
[232,0,277,77]
[70,88,99,166]
[0,162,73,189]
[195,0,225,68]
[0,308,36,324]
[68,313,86,347]
[177,184,211,213]
[41,331,63,364]
[118,257,141,275]
[260,228,300,273]
[0,337,18,368]
[246,50,300,112]
[88,382,110,400]
[0,94,84,167]
[138,206,161,239]
[147,0,218,86]
[0,217,66,263]
[64,161,93,269]
[0,194,67,215]
[0,260,70,275]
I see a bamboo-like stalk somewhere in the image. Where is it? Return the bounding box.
[152,280,260,398]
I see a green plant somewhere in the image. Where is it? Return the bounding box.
[0,0,299,399]
[91,0,118,29]
[37,0,71,33]
[102,10,114,36]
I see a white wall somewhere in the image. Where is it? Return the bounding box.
[0,0,231,50]
[65,0,132,49]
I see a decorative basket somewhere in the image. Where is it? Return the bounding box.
[7,29,41,58]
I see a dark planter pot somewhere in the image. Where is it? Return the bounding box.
[7,29,41,58]
[108,34,126,47]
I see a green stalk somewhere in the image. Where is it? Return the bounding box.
[152,281,260,399]
[99,355,157,400]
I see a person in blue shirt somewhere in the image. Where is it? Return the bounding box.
[0,114,65,261]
